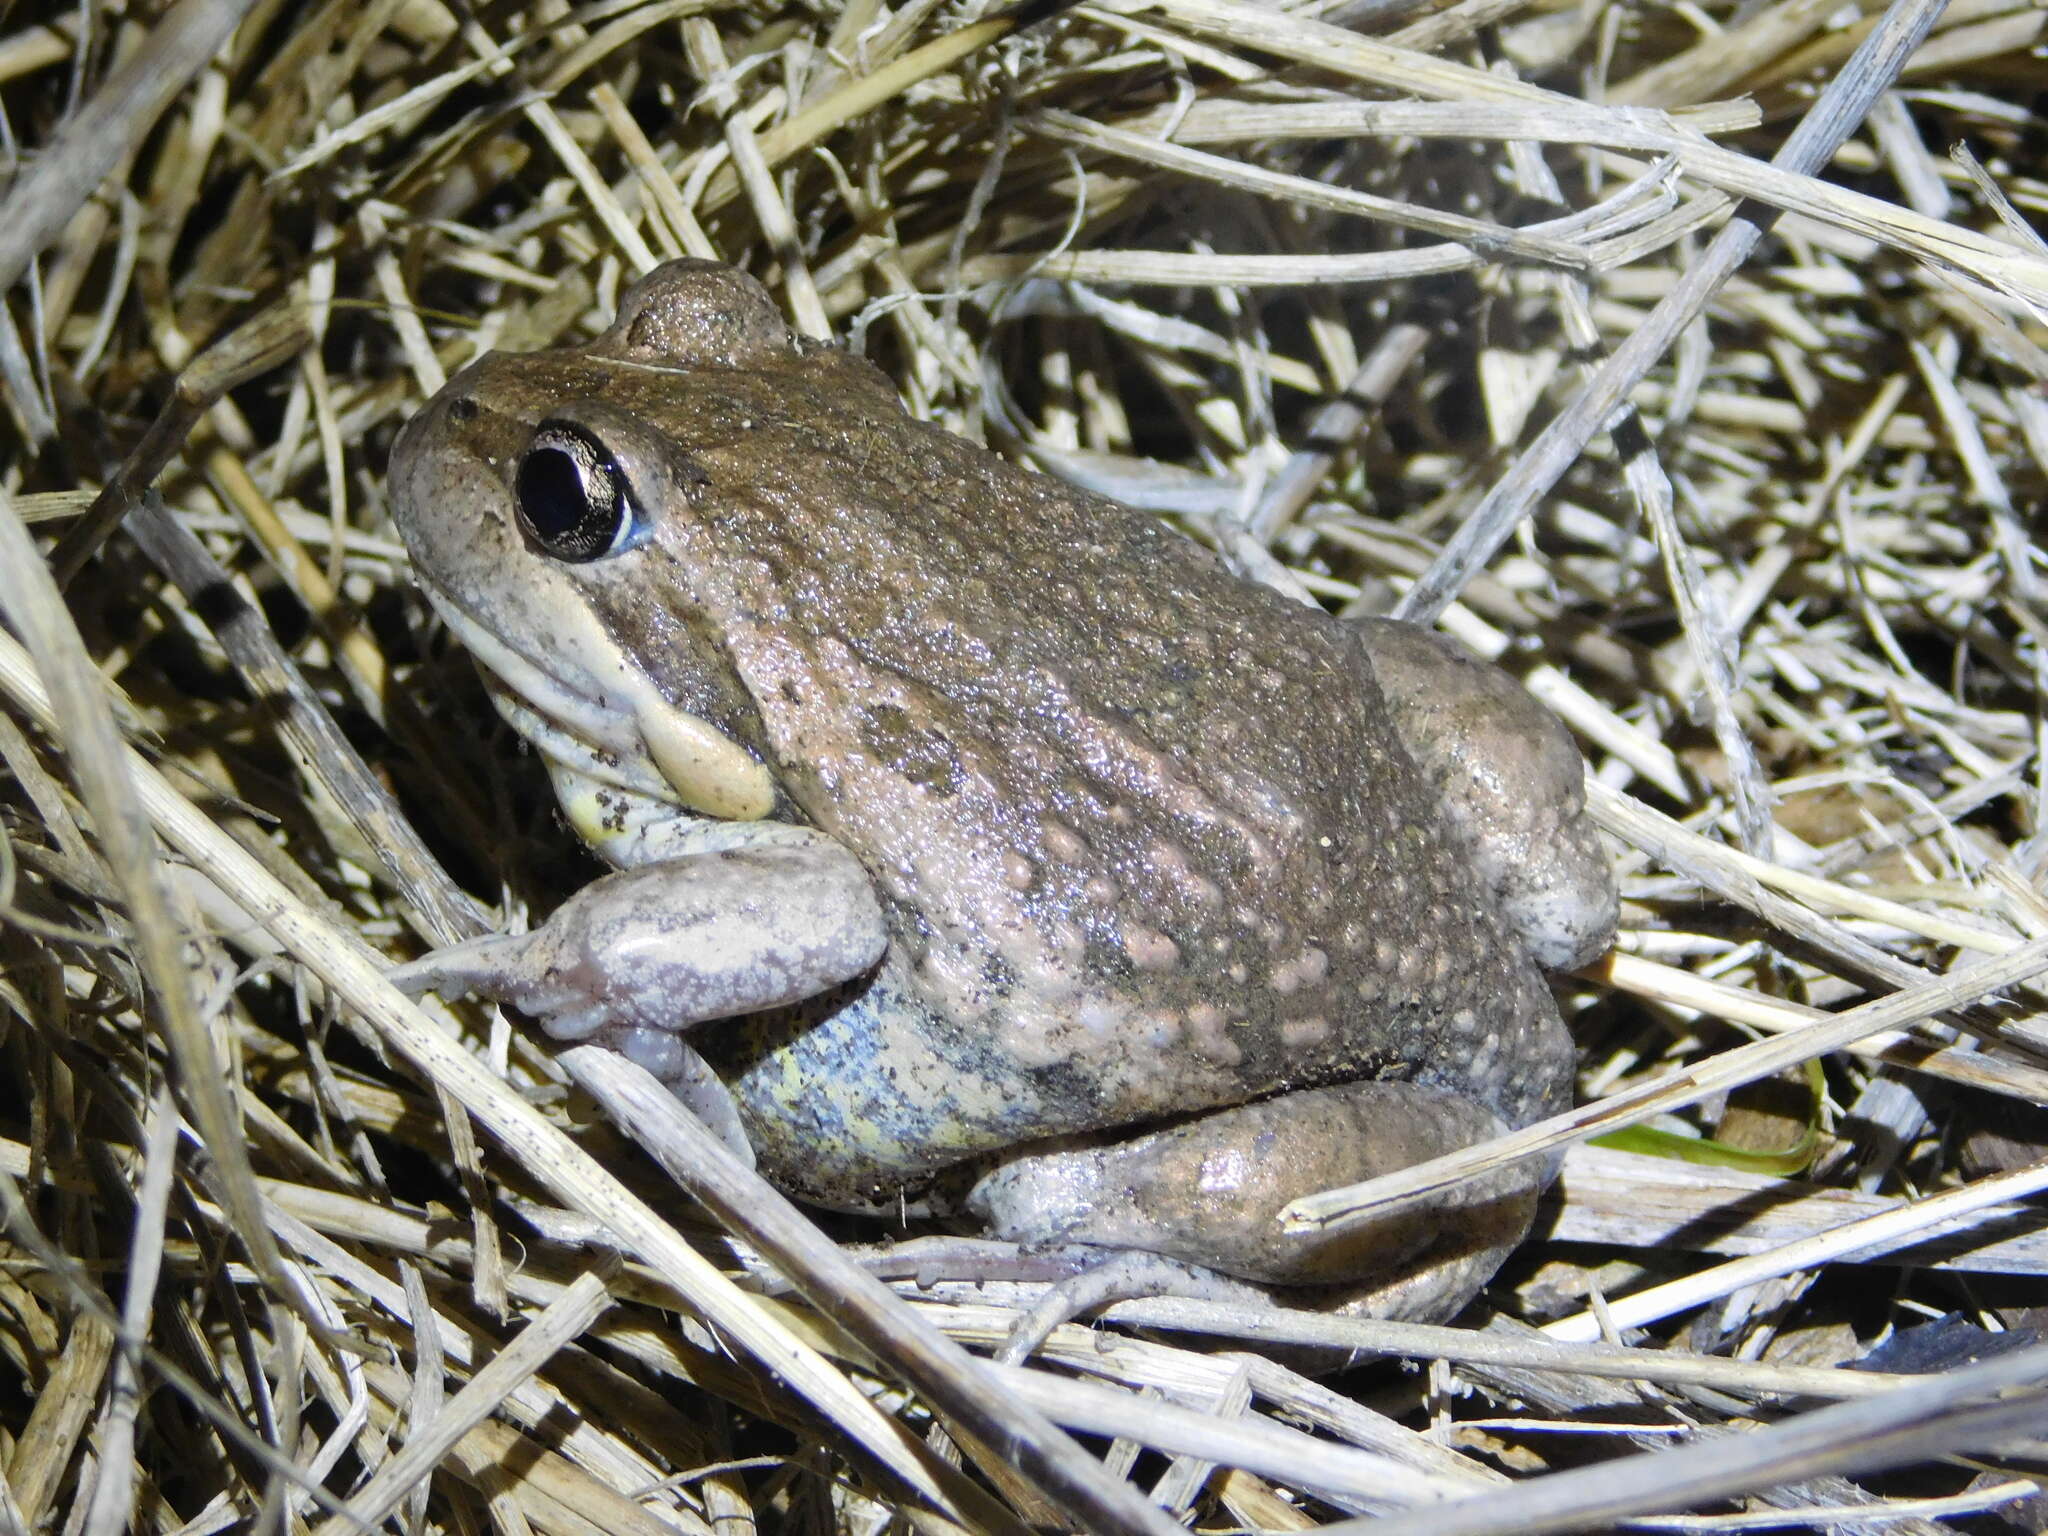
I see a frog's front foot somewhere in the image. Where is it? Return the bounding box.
[389,833,886,1125]
[965,1080,1546,1323]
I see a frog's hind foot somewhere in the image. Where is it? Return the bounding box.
[992,1250,1270,1366]
[838,1239,1271,1367]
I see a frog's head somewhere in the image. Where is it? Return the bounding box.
[387,262,854,841]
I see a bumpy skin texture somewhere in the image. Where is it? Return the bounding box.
[1352,619,1619,973]
[388,261,1616,1303]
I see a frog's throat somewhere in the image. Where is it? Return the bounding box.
[418,577,775,824]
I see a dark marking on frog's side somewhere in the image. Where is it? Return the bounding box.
[861,705,964,797]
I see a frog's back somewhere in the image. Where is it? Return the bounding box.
[620,351,1568,1176]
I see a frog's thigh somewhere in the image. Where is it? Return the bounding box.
[392,833,886,1064]
[965,1081,1544,1319]
[1352,617,1617,971]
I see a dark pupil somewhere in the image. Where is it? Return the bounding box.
[516,447,592,542]
[515,427,626,562]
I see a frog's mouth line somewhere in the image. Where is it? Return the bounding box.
[415,573,652,774]
[416,570,777,821]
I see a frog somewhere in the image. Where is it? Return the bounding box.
[386,259,1616,1318]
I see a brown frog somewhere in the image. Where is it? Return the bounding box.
[387,260,1616,1316]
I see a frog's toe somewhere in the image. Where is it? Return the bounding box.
[606,1030,756,1164]
[991,1251,1267,1366]
[1351,617,1618,972]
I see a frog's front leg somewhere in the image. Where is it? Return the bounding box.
[965,1081,1545,1322]
[390,833,886,1143]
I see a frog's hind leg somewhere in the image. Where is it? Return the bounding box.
[1351,617,1616,973]
[965,1079,1547,1325]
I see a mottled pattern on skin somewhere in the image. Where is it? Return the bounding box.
[388,262,1617,1300]
[1352,618,1618,972]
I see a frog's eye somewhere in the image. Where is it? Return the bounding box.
[515,421,647,562]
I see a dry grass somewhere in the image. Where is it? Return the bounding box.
[0,0,2045,1529]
